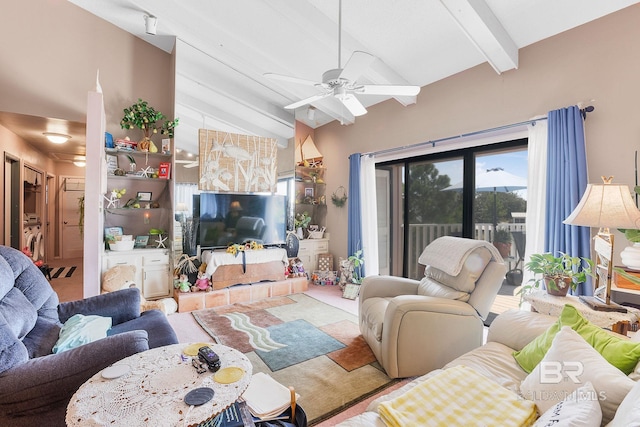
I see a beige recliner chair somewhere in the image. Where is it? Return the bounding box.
[359,236,507,379]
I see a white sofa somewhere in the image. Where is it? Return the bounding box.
[338,308,640,427]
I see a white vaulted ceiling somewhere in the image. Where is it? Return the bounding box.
[15,0,640,157]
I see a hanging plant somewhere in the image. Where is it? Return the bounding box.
[331,186,348,207]
[78,196,85,237]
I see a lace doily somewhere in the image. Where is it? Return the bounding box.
[66,343,252,427]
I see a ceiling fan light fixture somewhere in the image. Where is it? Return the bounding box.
[43,132,71,144]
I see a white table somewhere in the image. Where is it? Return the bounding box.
[66,343,252,427]
[524,290,640,331]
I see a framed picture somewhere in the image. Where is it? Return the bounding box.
[106,154,118,174]
[134,235,149,248]
[104,226,123,243]
[137,191,152,202]
[305,188,314,197]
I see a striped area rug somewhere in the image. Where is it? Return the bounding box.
[50,266,77,279]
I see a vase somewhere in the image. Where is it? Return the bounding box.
[621,243,640,271]
[493,242,511,258]
[545,276,571,297]
[296,227,304,240]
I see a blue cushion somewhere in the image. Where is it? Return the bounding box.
[52,314,112,353]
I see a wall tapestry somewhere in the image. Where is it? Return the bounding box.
[198,130,278,193]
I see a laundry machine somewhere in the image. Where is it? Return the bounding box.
[23,213,44,262]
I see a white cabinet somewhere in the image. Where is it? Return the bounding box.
[141,252,171,298]
[298,238,329,272]
[103,248,170,299]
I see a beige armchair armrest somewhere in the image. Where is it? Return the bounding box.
[359,276,421,314]
[379,295,484,378]
[360,276,420,298]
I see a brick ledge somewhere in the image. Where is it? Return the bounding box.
[174,277,308,312]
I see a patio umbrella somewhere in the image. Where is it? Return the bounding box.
[443,168,527,230]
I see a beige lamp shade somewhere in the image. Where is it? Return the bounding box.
[295,135,323,164]
[563,183,640,229]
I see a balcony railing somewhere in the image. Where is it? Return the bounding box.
[407,222,526,279]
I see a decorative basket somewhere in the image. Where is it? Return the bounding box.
[307,226,326,239]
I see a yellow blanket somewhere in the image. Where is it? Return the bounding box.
[378,365,537,427]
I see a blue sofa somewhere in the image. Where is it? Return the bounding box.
[0,246,178,426]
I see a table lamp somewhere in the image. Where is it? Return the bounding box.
[563,176,640,312]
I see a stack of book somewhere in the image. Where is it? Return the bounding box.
[215,373,298,426]
[242,372,297,419]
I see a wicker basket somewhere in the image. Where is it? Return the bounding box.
[307,226,326,239]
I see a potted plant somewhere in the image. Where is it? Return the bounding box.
[493,228,512,258]
[294,212,311,239]
[341,249,365,299]
[521,252,594,299]
[120,99,179,149]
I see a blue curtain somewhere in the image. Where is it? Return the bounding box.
[545,106,591,295]
[348,154,362,270]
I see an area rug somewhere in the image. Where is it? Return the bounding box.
[192,293,398,425]
[50,266,77,279]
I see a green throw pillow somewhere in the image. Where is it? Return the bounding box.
[52,314,112,353]
[513,304,640,375]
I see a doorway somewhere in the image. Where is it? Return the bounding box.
[60,177,85,259]
[4,154,21,249]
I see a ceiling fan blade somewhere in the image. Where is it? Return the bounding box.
[358,84,421,97]
[339,94,367,117]
[264,73,319,87]
[340,51,376,82]
[285,93,331,110]
[314,96,356,124]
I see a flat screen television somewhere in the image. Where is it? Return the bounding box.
[195,193,287,249]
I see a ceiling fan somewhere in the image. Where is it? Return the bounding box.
[265,0,420,119]
[176,158,198,168]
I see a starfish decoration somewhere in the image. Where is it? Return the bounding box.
[140,166,154,178]
[155,234,167,249]
[104,194,118,208]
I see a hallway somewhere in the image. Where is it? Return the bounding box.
[48,257,83,302]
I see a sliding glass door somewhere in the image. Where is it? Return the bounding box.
[377,139,527,279]
[406,158,464,278]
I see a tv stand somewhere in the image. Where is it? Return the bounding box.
[201,248,289,290]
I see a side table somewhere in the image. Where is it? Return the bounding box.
[66,343,252,426]
[524,290,640,333]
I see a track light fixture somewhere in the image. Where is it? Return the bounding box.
[144,15,157,35]
[307,106,316,121]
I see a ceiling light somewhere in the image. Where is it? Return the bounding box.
[73,161,86,167]
[144,15,157,35]
[43,132,71,144]
[307,107,316,121]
